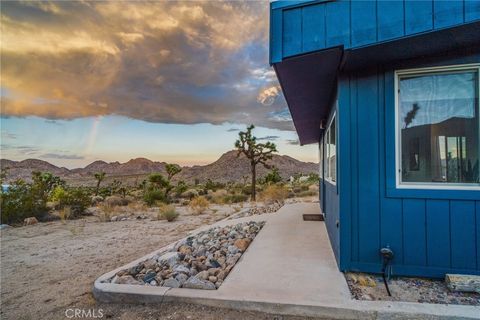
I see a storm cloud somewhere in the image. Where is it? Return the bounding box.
[1,1,291,130]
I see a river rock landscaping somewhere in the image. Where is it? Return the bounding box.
[108,220,266,289]
[230,201,283,219]
[345,273,480,306]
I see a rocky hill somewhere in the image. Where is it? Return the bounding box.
[178,150,317,183]
[1,150,318,186]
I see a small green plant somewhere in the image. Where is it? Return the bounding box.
[175,180,188,196]
[50,186,91,216]
[143,189,167,206]
[158,204,179,222]
[261,168,282,185]
[189,196,210,215]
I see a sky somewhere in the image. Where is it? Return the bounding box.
[0,1,318,168]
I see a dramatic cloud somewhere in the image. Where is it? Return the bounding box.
[1,1,292,130]
[257,85,282,106]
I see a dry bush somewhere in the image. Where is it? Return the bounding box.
[127,201,147,212]
[98,204,115,222]
[59,206,72,223]
[259,185,289,204]
[210,189,228,204]
[158,204,179,222]
[189,196,210,215]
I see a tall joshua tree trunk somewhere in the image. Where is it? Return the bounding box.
[235,125,277,202]
[251,160,256,201]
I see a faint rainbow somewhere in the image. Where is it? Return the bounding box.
[85,116,102,155]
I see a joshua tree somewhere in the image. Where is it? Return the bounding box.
[94,172,105,196]
[165,163,182,198]
[165,163,181,181]
[404,103,420,129]
[235,125,277,201]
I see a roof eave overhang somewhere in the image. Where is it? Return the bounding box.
[273,47,343,145]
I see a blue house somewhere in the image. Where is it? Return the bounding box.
[270,0,480,278]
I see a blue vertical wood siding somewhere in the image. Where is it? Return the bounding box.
[356,71,381,264]
[337,53,480,277]
[273,0,480,278]
[271,0,480,64]
[302,4,326,52]
[282,8,302,57]
[351,1,376,47]
[425,200,450,268]
[450,201,477,270]
[465,0,480,22]
[405,0,433,35]
[377,0,404,41]
[325,0,350,47]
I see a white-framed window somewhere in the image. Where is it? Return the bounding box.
[324,113,336,184]
[395,64,480,190]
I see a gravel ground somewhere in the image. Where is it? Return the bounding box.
[345,272,480,306]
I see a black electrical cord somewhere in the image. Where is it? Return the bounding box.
[380,247,393,297]
[381,264,392,296]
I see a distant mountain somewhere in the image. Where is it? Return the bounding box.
[178,150,318,183]
[1,150,318,186]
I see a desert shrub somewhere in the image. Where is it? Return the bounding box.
[97,186,112,198]
[59,206,72,223]
[158,204,179,222]
[261,168,282,185]
[241,184,252,195]
[105,195,130,207]
[98,204,115,222]
[259,184,289,204]
[143,189,166,206]
[91,195,104,205]
[189,196,210,215]
[205,179,225,192]
[223,193,248,204]
[1,179,37,224]
[180,188,199,199]
[51,186,91,216]
[1,172,65,224]
[306,173,320,184]
[293,184,310,193]
[174,181,188,196]
[295,190,318,198]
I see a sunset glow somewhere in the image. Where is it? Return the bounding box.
[0,1,318,167]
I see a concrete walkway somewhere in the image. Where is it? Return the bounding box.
[94,202,480,319]
[218,202,350,305]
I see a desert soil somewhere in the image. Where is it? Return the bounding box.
[0,200,321,320]
[345,272,480,306]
